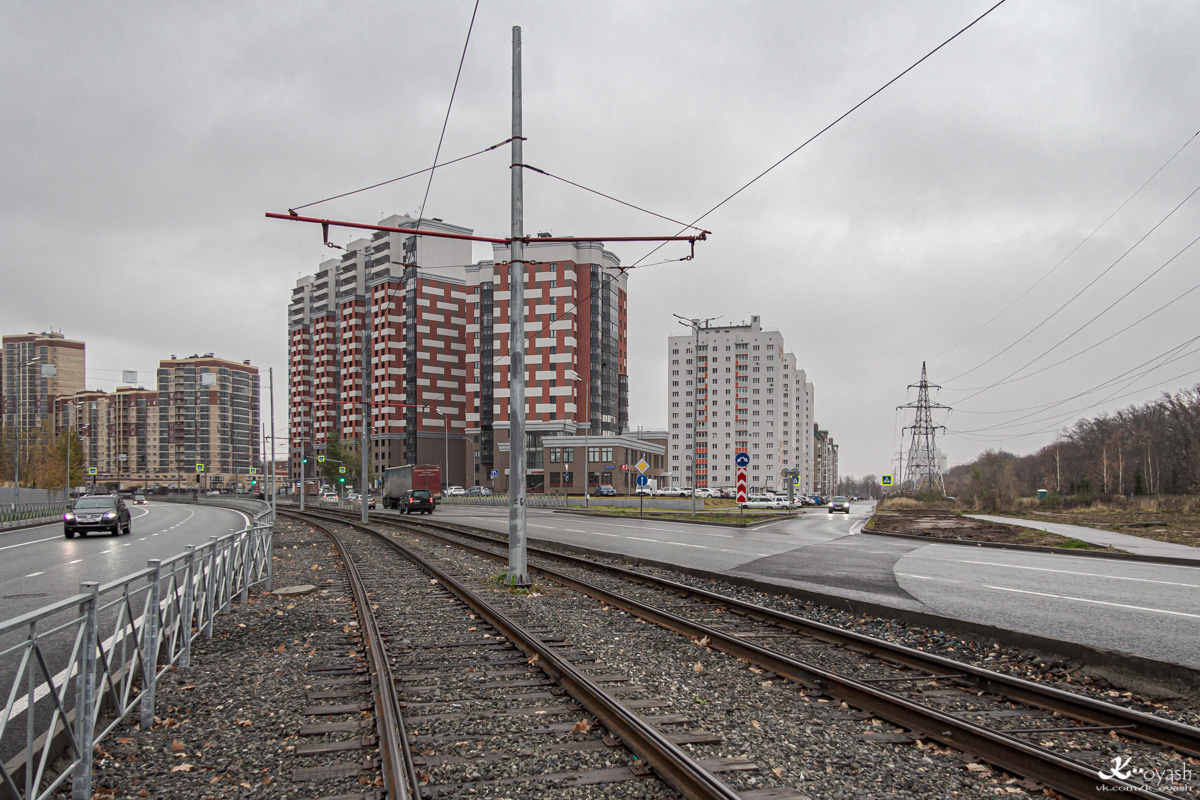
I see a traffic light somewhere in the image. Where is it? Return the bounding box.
[339,476,345,483]
[302,457,307,464]
[251,478,257,486]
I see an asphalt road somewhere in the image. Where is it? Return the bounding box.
[0,501,253,620]
[420,501,1200,668]
[0,501,253,764]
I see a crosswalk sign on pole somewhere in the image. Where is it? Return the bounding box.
[880,474,893,487]
[196,463,205,473]
[317,455,325,464]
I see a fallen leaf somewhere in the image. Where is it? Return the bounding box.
[693,662,703,673]
[116,737,134,744]
[527,654,540,666]
[772,768,783,778]
[966,763,991,773]
[468,626,477,632]
[181,685,196,691]
[170,741,185,751]
[240,782,251,789]
[171,763,194,773]
[751,720,760,729]
[285,603,295,610]
[277,644,285,653]
[236,719,253,727]
[748,667,764,674]
[570,719,593,733]
[696,635,711,647]
[137,790,150,798]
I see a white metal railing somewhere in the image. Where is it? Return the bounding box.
[276,493,569,511]
[0,505,273,800]
[0,502,71,531]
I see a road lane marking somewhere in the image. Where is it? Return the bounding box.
[958,560,1200,588]
[565,529,587,533]
[897,573,960,583]
[662,541,707,549]
[626,537,658,542]
[0,536,61,552]
[67,559,83,565]
[981,585,1200,619]
[592,532,619,537]
[23,571,45,578]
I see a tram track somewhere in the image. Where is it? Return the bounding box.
[297,506,1200,800]
[287,509,799,800]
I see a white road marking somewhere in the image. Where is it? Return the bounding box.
[67,559,83,565]
[23,571,45,579]
[959,560,1200,588]
[139,537,148,541]
[0,536,61,552]
[564,528,587,533]
[663,541,707,549]
[896,573,956,582]
[982,585,1200,619]
[592,532,619,537]
[626,537,658,543]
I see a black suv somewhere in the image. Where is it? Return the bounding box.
[64,495,132,537]
[401,489,435,515]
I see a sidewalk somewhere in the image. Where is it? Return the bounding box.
[967,514,1200,562]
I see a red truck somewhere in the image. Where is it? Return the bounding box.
[382,465,442,510]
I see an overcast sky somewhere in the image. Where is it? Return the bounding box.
[4,1,1199,479]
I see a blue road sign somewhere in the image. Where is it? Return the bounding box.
[490,469,498,479]
[735,452,750,468]
[636,475,649,487]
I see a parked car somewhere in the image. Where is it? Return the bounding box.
[739,494,785,510]
[320,492,339,504]
[366,495,377,509]
[829,496,851,514]
[133,494,147,505]
[445,486,466,497]
[595,484,617,497]
[347,492,361,502]
[64,495,131,538]
[635,486,654,495]
[465,486,492,497]
[205,490,221,496]
[401,489,435,514]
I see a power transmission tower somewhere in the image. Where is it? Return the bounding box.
[898,361,950,497]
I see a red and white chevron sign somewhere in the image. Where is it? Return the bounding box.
[736,469,747,503]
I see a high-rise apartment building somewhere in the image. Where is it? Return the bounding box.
[54,354,260,489]
[2,331,85,433]
[287,215,630,491]
[666,315,815,492]
[813,425,838,496]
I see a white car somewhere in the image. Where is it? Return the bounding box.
[445,486,466,497]
[739,494,786,509]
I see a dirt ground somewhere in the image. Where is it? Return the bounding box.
[867,509,1112,550]
[999,508,1200,549]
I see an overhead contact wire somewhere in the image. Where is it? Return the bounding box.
[625,0,1010,270]
[417,0,481,225]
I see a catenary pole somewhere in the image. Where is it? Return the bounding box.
[269,367,276,518]
[361,308,370,523]
[507,25,529,586]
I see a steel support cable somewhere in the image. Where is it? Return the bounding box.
[953,335,1200,433]
[393,519,1171,799]
[329,516,744,800]
[933,128,1200,363]
[416,0,481,225]
[950,230,1200,407]
[622,0,1010,271]
[944,181,1200,391]
[287,138,513,213]
[521,163,708,233]
[950,263,1200,405]
[950,339,1200,436]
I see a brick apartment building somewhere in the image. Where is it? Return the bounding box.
[287,215,657,492]
[2,331,85,433]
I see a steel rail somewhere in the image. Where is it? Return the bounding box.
[297,513,417,800]
[285,510,743,800]
[382,512,1200,759]
[306,509,1186,800]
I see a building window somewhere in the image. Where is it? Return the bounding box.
[601,447,613,462]
[562,447,573,463]
[549,447,560,463]
[588,447,600,462]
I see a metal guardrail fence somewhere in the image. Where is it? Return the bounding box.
[276,493,570,511]
[0,503,273,800]
[0,503,71,531]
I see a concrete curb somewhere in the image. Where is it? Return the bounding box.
[521,533,1200,693]
[550,508,796,529]
[861,527,1200,568]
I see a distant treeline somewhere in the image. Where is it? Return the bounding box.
[945,383,1200,507]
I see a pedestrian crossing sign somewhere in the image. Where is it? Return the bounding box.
[196,463,205,473]
[881,474,893,487]
[317,455,325,463]
[88,467,97,475]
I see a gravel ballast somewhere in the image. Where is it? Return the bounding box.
[58,516,1200,799]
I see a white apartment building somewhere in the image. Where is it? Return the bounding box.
[667,315,815,493]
